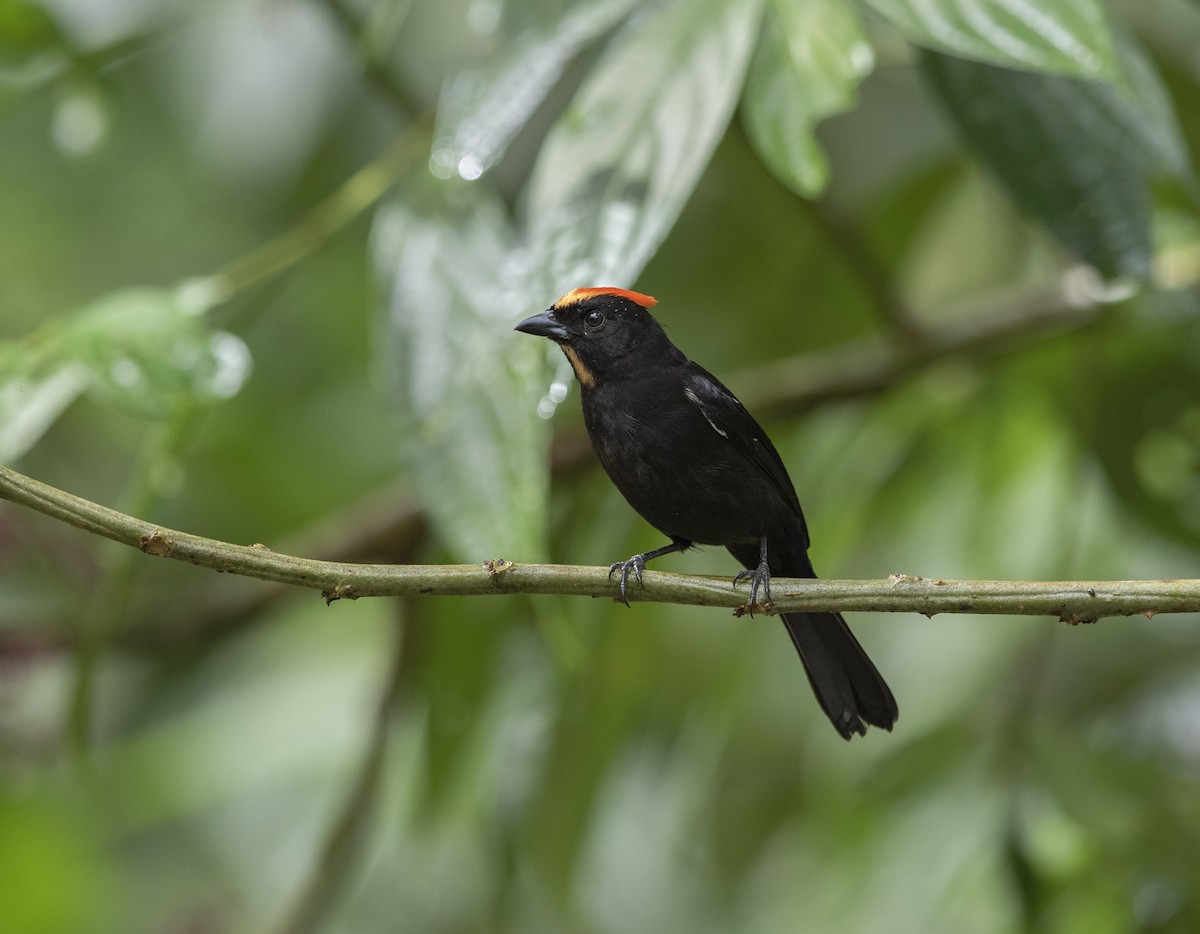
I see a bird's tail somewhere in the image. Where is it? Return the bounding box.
[781,609,897,739]
[729,538,898,738]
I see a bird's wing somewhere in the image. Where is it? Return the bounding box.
[683,367,807,528]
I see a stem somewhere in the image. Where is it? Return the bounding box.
[741,279,1101,418]
[2,464,1198,622]
[214,123,430,298]
[66,410,198,757]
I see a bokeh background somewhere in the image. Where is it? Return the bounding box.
[4,0,1200,931]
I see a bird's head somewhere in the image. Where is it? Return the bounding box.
[515,287,672,388]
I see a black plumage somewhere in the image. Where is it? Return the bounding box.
[516,287,897,738]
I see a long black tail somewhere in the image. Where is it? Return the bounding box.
[781,610,897,739]
[729,541,897,739]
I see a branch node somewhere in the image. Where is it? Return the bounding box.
[323,583,360,605]
[1059,611,1098,626]
[484,557,515,578]
[139,530,172,557]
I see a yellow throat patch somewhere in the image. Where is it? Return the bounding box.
[562,345,595,388]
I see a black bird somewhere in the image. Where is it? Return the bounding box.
[516,287,897,739]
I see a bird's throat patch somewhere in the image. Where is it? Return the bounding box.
[562,345,595,388]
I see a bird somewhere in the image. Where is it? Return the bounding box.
[515,286,897,739]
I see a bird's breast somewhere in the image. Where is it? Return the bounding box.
[580,380,781,545]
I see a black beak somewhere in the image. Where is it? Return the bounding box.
[515,311,568,341]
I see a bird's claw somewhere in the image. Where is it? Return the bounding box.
[608,554,647,606]
[733,560,772,616]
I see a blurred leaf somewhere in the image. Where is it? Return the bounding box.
[1056,315,1200,550]
[50,82,112,158]
[0,794,116,933]
[374,179,550,561]
[1108,29,1195,180]
[1031,726,1186,861]
[431,0,637,180]
[0,284,250,460]
[62,287,251,418]
[921,51,1156,281]
[861,0,1119,80]
[527,0,762,293]
[741,0,873,196]
[0,0,66,65]
[0,362,89,463]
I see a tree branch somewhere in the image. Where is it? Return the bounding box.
[2,464,1197,623]
[215,124,430,298]
[0,274,1125,654]
[737,276,1103,418]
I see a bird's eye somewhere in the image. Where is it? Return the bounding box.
[584,310,605,329]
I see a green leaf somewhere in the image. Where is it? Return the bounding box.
[432,0,638,181]
[61,286,251,418]
[1107,29,1194,180]
[0,795,115,934]
[0,0,66,66]
[1057,316,1200,551]
[922,51,1154,281]
[0,363,89,463]
[742,0,874,196]
[861,0,1119,80]
[0,283,250,460]
[374,180,551,562]
[527,0,763,293]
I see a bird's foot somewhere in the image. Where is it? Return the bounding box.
[733,560,772,617]
[608,554,647,607]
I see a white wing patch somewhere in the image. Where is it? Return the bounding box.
[684,387,728,438]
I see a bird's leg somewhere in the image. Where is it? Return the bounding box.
[733,535,771,616]
[609,537,691,606]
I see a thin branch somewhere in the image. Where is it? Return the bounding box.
[738,278,1102,418]
[113,488,427,653]
[214,122,430,297]
[67,410,199,756]
[0,274,1112,655]
[2,464,1198,623]
[0,27,168,121]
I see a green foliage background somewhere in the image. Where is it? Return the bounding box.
[3,0,1200,931]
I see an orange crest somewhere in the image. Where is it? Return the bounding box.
[554,287,658,310]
